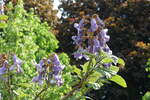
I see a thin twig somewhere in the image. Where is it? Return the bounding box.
[61,58,102,100]
[33,87,48,100]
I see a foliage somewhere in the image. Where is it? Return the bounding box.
[145,58,150,78]
[142,92,150,100]
[0,0,59,60]
[5,0,58,26]
[0,0,59,99]
[0,0,128,100]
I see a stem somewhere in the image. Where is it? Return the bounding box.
[33,87,48,100]
[61,71,89,100]
[7,68,13,100]
[61,58,103,100]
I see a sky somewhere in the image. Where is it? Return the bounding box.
[53,0,62,18]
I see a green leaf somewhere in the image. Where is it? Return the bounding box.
[86,83,101,90]
[73,66,82,78]
[101,58,113,63]
[110,66,119,73]
[82,59,96,73]
[17,83,31,88]
[117,58,125,67]
[142,92,150,100]
[82,61,89,73]
[109,75,127,88]
[0,22,7,28]
[0,15,8,20]
[87,72,102,83]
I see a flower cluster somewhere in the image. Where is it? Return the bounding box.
[0,54,23,79]
[72,14,112,60]
[32,53,65,86]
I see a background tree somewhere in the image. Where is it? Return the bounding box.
[56,0,150,99]
[5,0,58,26]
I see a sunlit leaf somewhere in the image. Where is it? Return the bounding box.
[109,75,127,88]
[73,66,82,78]
[87,72,102,83]
[0,23,7,28]
[117,58,125,67]
[0,15,8,20]
[142,92,150,100]
[101,58,113,63]
[17,83,31,88]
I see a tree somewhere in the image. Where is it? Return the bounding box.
[5,0,58,26]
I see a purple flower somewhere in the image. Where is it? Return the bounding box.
[96,16,105,28]
[74,52,83,60]
[74,48,89,60]
[93,38,101,53]
[72,36,82,46]
[101,29,110,42]
[54,75,62,81]
[103,63,112,68]
[0,60,8,75]
[74,19,84,36]
[90,18,98,32]
[0,66,6,75]
[103,45,112,54]
[78,19,85,29]
[0,0,4,15]
[32,74,43,85]
[53,65,64,72]
[32,53,65,86]
[36,59,45,73]
[11,55,23,73]
[13,55,22,65]
[52,54,60,65]
[57,79,63,86]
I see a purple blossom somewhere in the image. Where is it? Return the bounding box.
[74,18,84,36]
[74,48,89,60]
[53,65,64,72]
[0,60,8,75]
[103,63,112,68]
[0,0,4,15]
[56,79,63,86]
[0,66,6,75]
[96,16,105,28]
[73,15,112,60]
[72,36,82,46]
[36,59,45,73]
[54,75,61,81]
[11,55,23,73]
[13,55,22,65]
[32,74,43,85]
[103,44,112,54]
[101,29,110,42]
[32,53,65,86]
[90,18,98,32]
[52,54,60,65]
